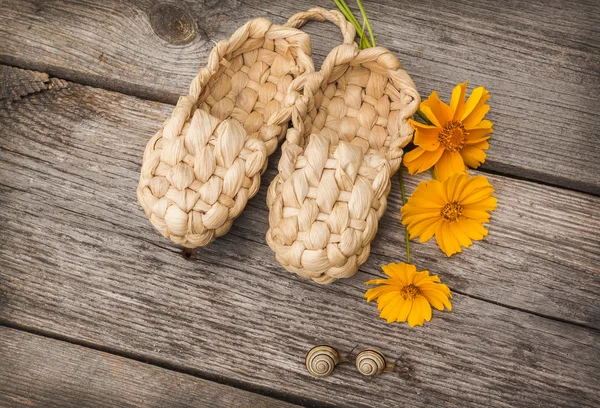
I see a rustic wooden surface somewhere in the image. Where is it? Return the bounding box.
[0,74,599,407]
[0,0,599,407]
[1,0,598,194]
[0,326,300,408]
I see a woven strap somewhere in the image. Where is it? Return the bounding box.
[275,8,360,147]
[285,7,356,46]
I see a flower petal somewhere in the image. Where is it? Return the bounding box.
[397,298,413,322]
[460,186,495,206]
[463,196,498,212]
[365,286,398,302]
[406,216,441,240]
[465,127,493,144]
[380,295,404,323]
[419,105,443,128]
[435,222,462,257]
[402,209,440,225]
[419,296,433,322]
[413,126,441,151]
[419,219,443,243]
[460,146,487,168]
[458,218,489,241]
[422,91,454,127]
[407,179,447,206]
[450,221,474,248]
[434,151,466,182]
[470,140,490,151]
[450,82,467,120]
[460,87,490,121]
[402,197,443,210]
[407,296,430,327]
[418,282,451,295]
[457,175,492,202]
[412,270,432,285]
[470,119,493,130]
[444,172,469,202]
[420,288,452,311]
[463,104,490,128]
[461,208,492,223]
[382,263,408,283]
[376,291,400,311]
[409,119,440,130]
[404,146,445,174]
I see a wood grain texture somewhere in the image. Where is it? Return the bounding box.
[0,326,300,408]
[0,0,598,193]
[0,75,599,407]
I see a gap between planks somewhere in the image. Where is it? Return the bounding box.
[0,60,596,199]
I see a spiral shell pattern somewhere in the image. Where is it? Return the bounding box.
[305,346,340,377]
[356,349,386,376]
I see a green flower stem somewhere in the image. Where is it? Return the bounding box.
[398,168,411,264]
[416,109,434,126]
[333,0,373,48]
[356,0,376,47]
[334,0,360,28]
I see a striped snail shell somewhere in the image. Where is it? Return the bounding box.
[356,349,387,376]
[306,346,340,377]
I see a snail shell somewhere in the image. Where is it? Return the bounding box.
[356,349,386,376]
[306,346,340,377]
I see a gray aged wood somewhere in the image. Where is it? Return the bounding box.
[0,75,599,407]
[0,326,300,408]
[0,0,598,194]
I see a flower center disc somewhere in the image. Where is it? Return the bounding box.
[439,121,467,152]
[441,202,463,222]
[400,284,420,300]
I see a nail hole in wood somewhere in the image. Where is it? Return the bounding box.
[181,248,196,260]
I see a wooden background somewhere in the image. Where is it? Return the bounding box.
[0,0,599,407]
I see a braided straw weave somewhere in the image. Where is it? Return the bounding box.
[267,8,420,284]
[137,16,315,247]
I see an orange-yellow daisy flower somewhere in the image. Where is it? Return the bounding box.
[404,82,493,181]
[365,262,452,327]
[401,172,497,257]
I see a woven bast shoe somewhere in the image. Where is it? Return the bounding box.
[267,10,420,283]
[137,15,317,247]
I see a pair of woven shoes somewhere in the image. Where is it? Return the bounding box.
[137,7,419,284]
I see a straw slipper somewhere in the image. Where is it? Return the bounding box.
[266,9,420,283]
[137,14,316,247]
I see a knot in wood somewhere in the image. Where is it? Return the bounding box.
[149,4,197,46]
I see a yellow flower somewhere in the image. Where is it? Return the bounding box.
[365,262,452,327]
[401,172,497,257]
[404,82,493,181]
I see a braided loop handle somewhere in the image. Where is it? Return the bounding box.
[277,8,360,148]
[285,7,356,46]
[269,8,359,147]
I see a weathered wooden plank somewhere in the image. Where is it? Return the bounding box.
[0,76,598,327]
[0,326,300,408]
[0,0,598,193]
[0,75,599,407]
